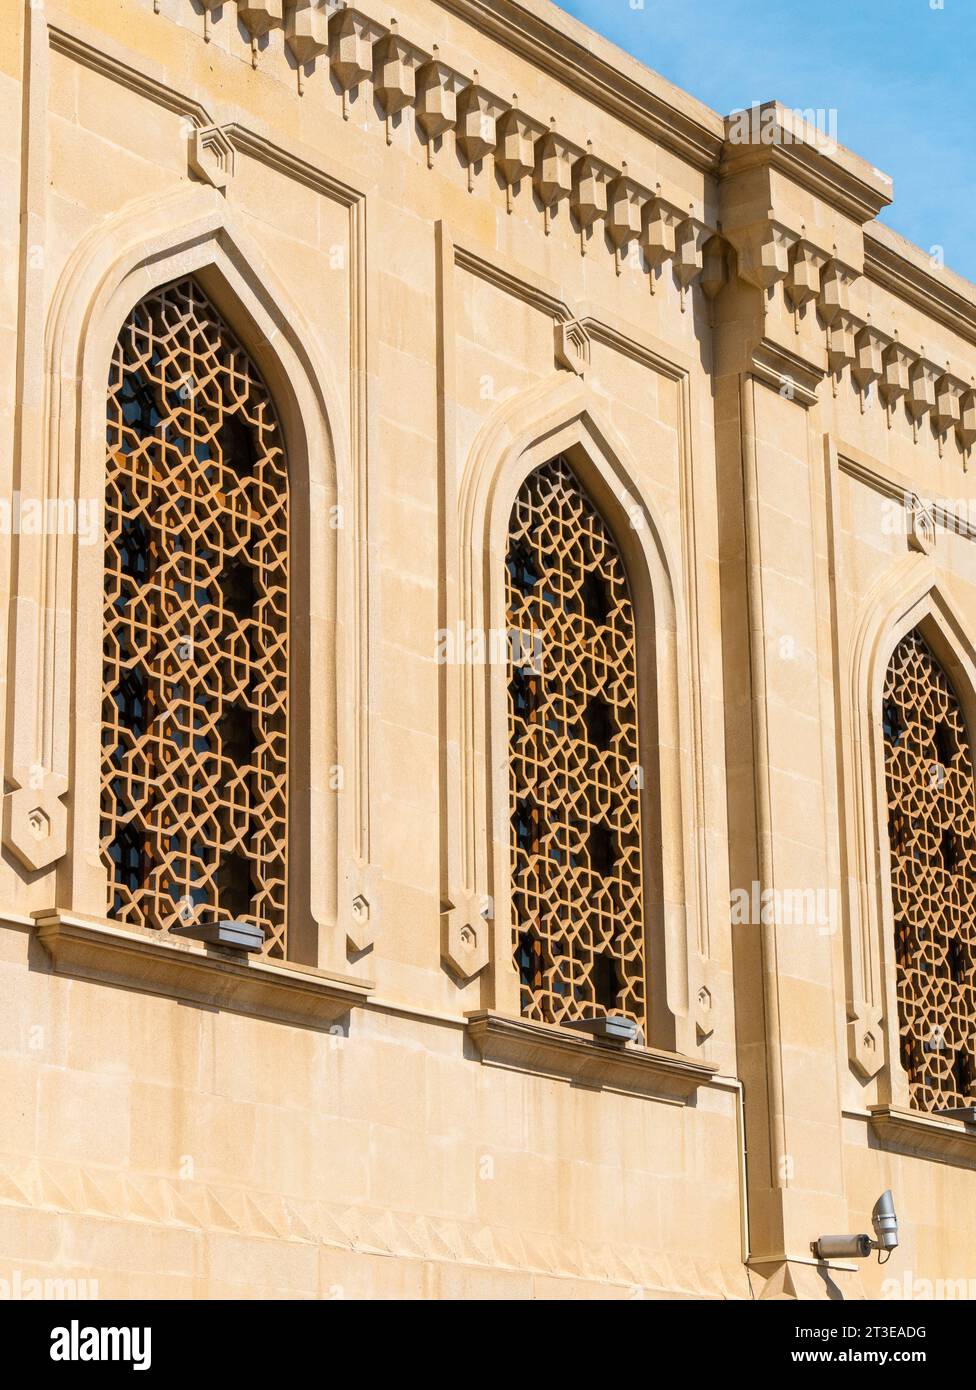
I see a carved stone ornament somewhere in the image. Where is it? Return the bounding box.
[2,769,69,873]
[285,1,331,66]
[934,374,962,434]
[785,239,827,311]
[416,54,464,141]
[959,389,976,451]
[571,146,615,241]
[345,863,381,954]
[880,341,912,408]
[188,124,235,190]
[495,106,547,208]
[553,318,591,377]
[673,217,710,298]
[852,326,886,393]
[605,170,648,254]
[534,126,584,233]
[328,6,387,116]
[907,495,936,555]
[908,358,938,423]
[818,259,854,323]
[733,220,795,290]
[640,197,684,293]
[237,2,284,40]
[455,75,508,187]
[700,235,729,303]
[373,23,428,123]
[848,1001,885,1081]
[442,891,491,979]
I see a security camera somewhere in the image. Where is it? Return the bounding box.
[812,1191,899,1262]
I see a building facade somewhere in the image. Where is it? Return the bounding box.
[0,0,974,1300]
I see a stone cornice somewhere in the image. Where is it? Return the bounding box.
[49,18,212,125]
[432,0,725,173]
[466,1010,717,1101]
[865,222,976,349]
[48,2,976,458]
[750,337,825,409]
[720,103,893,226]
[33,911,373,1029]
[718,207,975,451]
[58,0,976,332]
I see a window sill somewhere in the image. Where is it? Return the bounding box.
[869,1105,976,1167]
[465,1010,717,1102]
[32,911,373,1029]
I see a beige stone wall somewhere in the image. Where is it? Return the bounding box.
[0,0,972,1299]
[0,916,747,1298]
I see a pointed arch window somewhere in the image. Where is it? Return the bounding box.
[883,628,976,1112]
[506,456,646,1030]
[101,278,289,956]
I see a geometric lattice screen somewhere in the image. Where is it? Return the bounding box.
[883,628,976,1112]
[101,277,289,957]
[506,456,646,1031]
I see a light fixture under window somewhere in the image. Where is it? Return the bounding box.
[171,920,266,954]
[561,1014,641,1045]
[936,1105,976,1125]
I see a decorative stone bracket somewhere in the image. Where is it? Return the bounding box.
[373,21,429,143]
[535,126,584,234]
[640,196,684,293]
[285,1,330,93]
[848,1000,885,1081]
[188,124,235,190]
[496,106,547,211]
[441,891,491,980]
[553,317,591,377]
[785,239,828,315]
[605,166,649,273]
[880,341,912,410]
[673,216,712,310]
[852,324,887,405]
[329,5,388,119]
[238,3,283,41]
[907,495,936,555]
[416,51,466,166]
[730,219,796,292]
[237,2,284,66]
[455,73,508,189]
[2,769,68,873]
[571,144,616,254]
[343,860,382,954]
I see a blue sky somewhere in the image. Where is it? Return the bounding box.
[556,0,976,283]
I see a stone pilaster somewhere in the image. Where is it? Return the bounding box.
[714,110,891,1295]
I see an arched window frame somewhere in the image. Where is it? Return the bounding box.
[101,276,292,953]
[880,626,976,1111]
[844,560,976,1112]
[448,379,705,1056]
[505,453,649,1029]
[6,188,358,973]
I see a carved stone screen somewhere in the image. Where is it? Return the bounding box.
[102,278,289,957]
[883,628,976,1112]
[506,456,646,1030]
